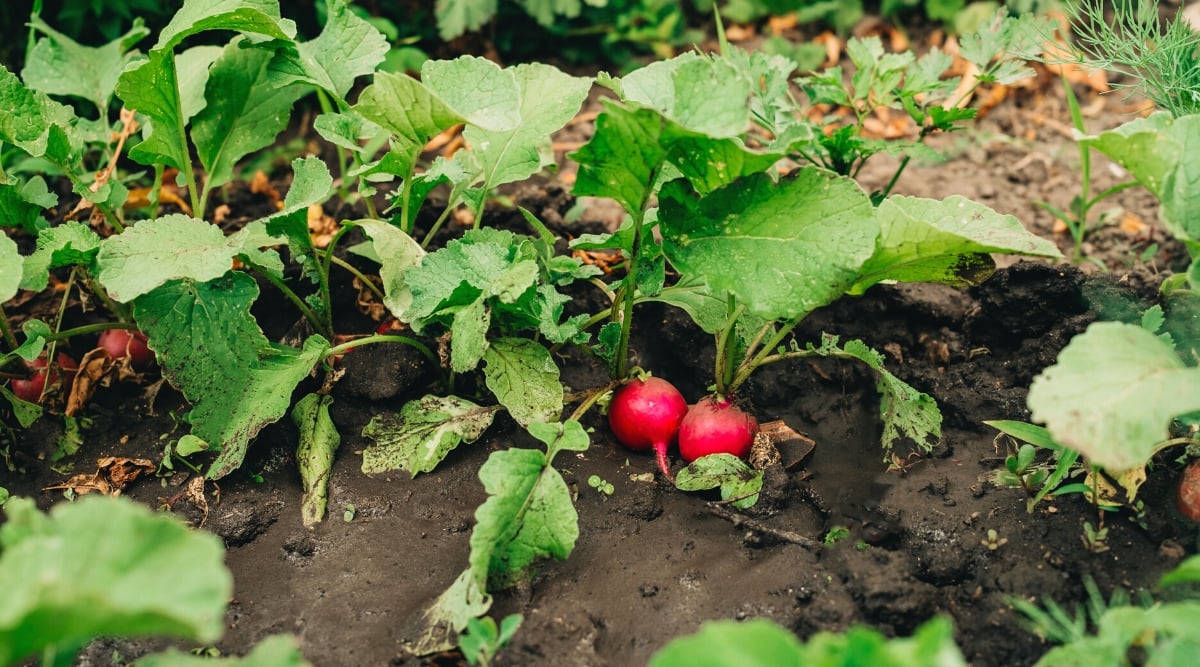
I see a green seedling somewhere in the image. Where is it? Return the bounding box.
[1081,521,1109,554]
[981,528,1008,551]
[458,613,522,667]
[824,525,851,545]
[587,474,615,496]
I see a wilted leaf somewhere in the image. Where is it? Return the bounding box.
[675,453,763,509]
[294,393,340,527]
[361,395,498,476]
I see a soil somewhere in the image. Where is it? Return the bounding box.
[4,33,1198,667]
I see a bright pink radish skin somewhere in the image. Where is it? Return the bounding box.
[678,396,759,462]
[608,377,688,481]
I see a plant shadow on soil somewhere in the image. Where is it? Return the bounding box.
[6,89,1200,667]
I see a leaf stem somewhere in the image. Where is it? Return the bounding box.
[713,299,745,396]
[420,202,456,248]
[727,313,806,395]
[330,255,385,302]
[243,261,325,338]
[566,379,622,423]
[614,168,660,380]
[0,305,18,352]
[316,89,352,204]
[325,333,435,363]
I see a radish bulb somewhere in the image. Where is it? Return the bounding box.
[98,328,155,371]
[678,396,759,462]
[608,377,688,481]
[1177,460,1200,522]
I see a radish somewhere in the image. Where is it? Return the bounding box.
[1177,460,1200,522]
[608,376,688,481]
[98,328,155,371]
[10,353,78,404]
[677,396,759,462]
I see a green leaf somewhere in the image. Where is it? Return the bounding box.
[266,0,388,98]
[0,235,20,303]
[674,454,764,509]
[433,0,498,40]
[462,63,591,197]
[294,393,340,527]
[0,65,75,160]
[116,50,189,171]
[0,181,50,233]
[20,222,102,291]
[403,229,537,328]
[1081,113,1200,242]
[96,214,250,301]
[660,169,878,320]
[527,419,590,463]
[0,496,232,665]
[648,619,805,667]
[1028,321,1200,471]
[984,420,1064,451]
[131,275,327,479]
[0,386,41,428]
[482,338,563,428]
[618,55,750,137]
[849,195,1062,294]
[352,220,425,318]
[155,0,295,52]
[191,39,306,193]
[21,17,149,114]
[471,446,579,589]
[361,395,498,476]
[1160,555,1200,587]
[133,634,311,667]
[353,70,467,179]
[175,46,224,121]
[571,102,670,216]
[451,297,491,372]
[422,57,522,132]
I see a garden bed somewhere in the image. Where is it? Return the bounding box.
[3,3,1199,666]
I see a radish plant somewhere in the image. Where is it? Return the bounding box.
[572,39,1061,465]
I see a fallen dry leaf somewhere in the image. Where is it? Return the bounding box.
[43,457,156,496]
[758,420,816,470]
[308,203,338,247]
[250,169,284,210]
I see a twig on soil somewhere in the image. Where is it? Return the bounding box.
[705,503,822,553]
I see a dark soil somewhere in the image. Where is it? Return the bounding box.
[4,46,1197,667]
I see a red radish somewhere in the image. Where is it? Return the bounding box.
[1177,460,1200,522]
[678,396,759,462]
[608,376,688,481]
[10,353,78,404]
[98,328,155,371]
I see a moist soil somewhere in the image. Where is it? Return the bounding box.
[4,49,1197,667]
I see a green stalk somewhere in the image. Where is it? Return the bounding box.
[25,0,43,66]
[1063,73,1091,263]
[325,333,435,363]
[613,168,660,380]
[713,299,745,396]
[243,260,326,338]
[163,50,202,217]
[727,313,806,396]
[566,379,622,423]
[317,224,358,337]
[420,203,456,248]
[0,304,18,351]
[330,255,385,303]
[398,172,416,235]
[316,89,352,204]
[45,321,137,344]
